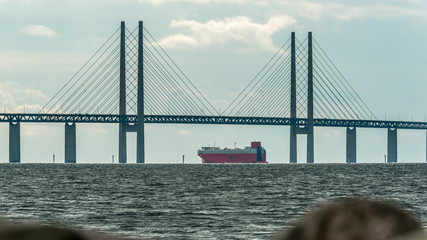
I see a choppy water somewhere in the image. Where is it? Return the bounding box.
[0,163,425,239]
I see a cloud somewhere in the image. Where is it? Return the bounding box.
[178,129,192,135]
[0,50,85,69]
[158,16,296,51]
[22,124,48,137]
[0,82,49,113]
[139,0,246,4]
[138,0,427,19]
[21,25,58,38]
[399,130,423,139]
[138,0,283,4]
[79,123,109,135]
[279,1,427,20]
[0,50,96,114]
[315,128,342,138]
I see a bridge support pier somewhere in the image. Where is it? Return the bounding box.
[306,123,314,164]
[387,128,397,163]
[290,125,297,163]
[65,123,76,163]
[136,125,144,163]
[9,122,20,163]
[346,127,357,163]
[119,124,127,163]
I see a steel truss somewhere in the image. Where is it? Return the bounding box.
[1,113,427,130]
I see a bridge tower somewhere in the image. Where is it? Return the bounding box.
[289,32,296,163]
[289,32,314,163]
[119,21,145,164]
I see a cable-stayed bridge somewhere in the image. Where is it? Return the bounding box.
[2,21,427,164]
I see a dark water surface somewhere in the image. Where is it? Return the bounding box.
[0,163,425,239]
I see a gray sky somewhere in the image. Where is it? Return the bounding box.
[1,0,427,163]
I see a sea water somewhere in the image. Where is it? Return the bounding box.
[0,163,425,239]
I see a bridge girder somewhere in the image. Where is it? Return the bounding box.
[1,114,427,130]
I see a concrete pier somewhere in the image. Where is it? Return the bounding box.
[387,128,397,163]
[119,124,127,163]
[346,127,357,163]
[9,122,20,163]
[290,125,297,163]
[65,122,76,163]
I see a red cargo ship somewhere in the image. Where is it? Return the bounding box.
[198,141,267,164]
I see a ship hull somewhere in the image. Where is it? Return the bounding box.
[198,152,267,164]
[198,141,267,164]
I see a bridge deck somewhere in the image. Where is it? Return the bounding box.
[1,114,427,130]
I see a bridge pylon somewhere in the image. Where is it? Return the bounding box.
[289,32,314,163]
[119,21,145,164]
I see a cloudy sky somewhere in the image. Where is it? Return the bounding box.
[0,0,426,163]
